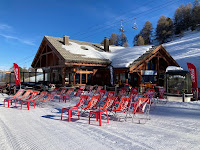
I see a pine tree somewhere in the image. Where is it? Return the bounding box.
[119,32,128,47]
[156,15,174,44]
[124,41,129,47]
[133,34,140,46]
[174,4,184,34]
[109,33,119,45]
[192,0,200,30]
[136,35,144,46]
[140,21,153,45]
[183,3,192,30]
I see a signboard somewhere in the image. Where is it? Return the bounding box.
[141,70,157,76]
[13,63,21,85]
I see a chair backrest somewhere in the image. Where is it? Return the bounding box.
[18,90,33,100]
[84,95,100,110]
[59,88,67,95]
[79,86,85,90]
[74,95,89,108]
[28,91,40,100]
[40,94,51,102]
[104,91,115,101]
[11,89,25,98]
[66,88,74,95]
[101,96,117,110]
[94,86,103,94]
[131,88,138,94]
[34,91,48,101]
[98,90,106,99]
[74,89,82,97]
[115,97,130,112]
[130,92,138,102]
[159,87,165,99]
[134,97,149,114]
[89,86,94,92]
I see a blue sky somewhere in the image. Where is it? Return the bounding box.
[0,0,193,70]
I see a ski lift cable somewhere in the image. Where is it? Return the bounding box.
[71,0,155,38]
[79,0,181,40]
[72,0,179,39]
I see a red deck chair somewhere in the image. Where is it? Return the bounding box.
[104,91,115,102]
[55,88,67,98]
[4,89,25,108]
[17,90,33,101]
[116,88,127,104]
[61,95,89,122]
[89,86,94,93]
[98,90,106,100]
[21,91,40,110]
[129,92,138,103]
[131,88,138,94]
[83,95,100,111]
[89,96,117,126]
[74,89,83,97]
[94,86,103,94]
[33,91,48,101]
[131,97,150,123]
[79,86,85,90]
[157,87,167,104]
[59,88,74,103]
[113,97,131,121]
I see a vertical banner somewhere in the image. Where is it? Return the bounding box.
[13,63,21,85]
[109,65,114,86]
[187,62,198,92]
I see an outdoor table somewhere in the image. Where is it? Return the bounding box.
[89,109,109,126]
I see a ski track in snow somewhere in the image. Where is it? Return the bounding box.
[0,94,200,150]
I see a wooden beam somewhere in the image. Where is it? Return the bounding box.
[65,62,108,67]
[73,67,78,85]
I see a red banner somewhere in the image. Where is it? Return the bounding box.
[187,62,198,91]
[13,63,21,85]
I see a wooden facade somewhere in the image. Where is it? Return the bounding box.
[32,36,179,87]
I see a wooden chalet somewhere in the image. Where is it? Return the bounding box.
[31,35,179,87]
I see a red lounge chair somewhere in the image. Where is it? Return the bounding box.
[157,87,167,104]
[74,89,83,97]
[83,95,100,111]
[94,86,103,94]
[116,89,127,104]
[104,91,115,102]
[59,88,74,103]
[113,97,131,121]
[55,88,67,99]
[98,90,106,100]
[17,90,33,101]
[130,92,138,103]
[4,89,25,108]
[61,95,89,122]
[131,88,138,94]
[131,97,150,123]
[21,91,40,110]
[89,96,117,126]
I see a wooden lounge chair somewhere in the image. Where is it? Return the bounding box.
[61,95,89,122]
[21,91,40,110]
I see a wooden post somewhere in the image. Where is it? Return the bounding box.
[73,68,78,85]
[62,67,66,86]
[43,70,45,82]
[35,69,37,83]
[80,69,82,84]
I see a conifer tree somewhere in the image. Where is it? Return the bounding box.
[119,32,128,47]
[156,15,173,44]
[136,35,144,46]
[140,21,153,45]
[192,0,200,30]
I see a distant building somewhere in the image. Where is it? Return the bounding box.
[31,35,179,87]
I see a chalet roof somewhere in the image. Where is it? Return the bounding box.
[128,46,159,68]
[45,36,111,65]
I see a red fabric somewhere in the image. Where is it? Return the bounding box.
[13,63,21,85]
[187,62,198,91]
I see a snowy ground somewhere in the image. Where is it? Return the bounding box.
[0,94,200,150]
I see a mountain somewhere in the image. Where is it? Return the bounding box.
[163,31,200,86]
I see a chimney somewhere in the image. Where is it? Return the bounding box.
[104,37,109,52]
[63,35,69,45]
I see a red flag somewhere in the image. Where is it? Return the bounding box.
[187,62,198,91]
[13,63,21,85]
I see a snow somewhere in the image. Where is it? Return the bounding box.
[62,42,151,68]
[163,31,200,86]
[0,94,200,149]
[166,66,183,72]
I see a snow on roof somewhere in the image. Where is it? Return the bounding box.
[62,42,152,68]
